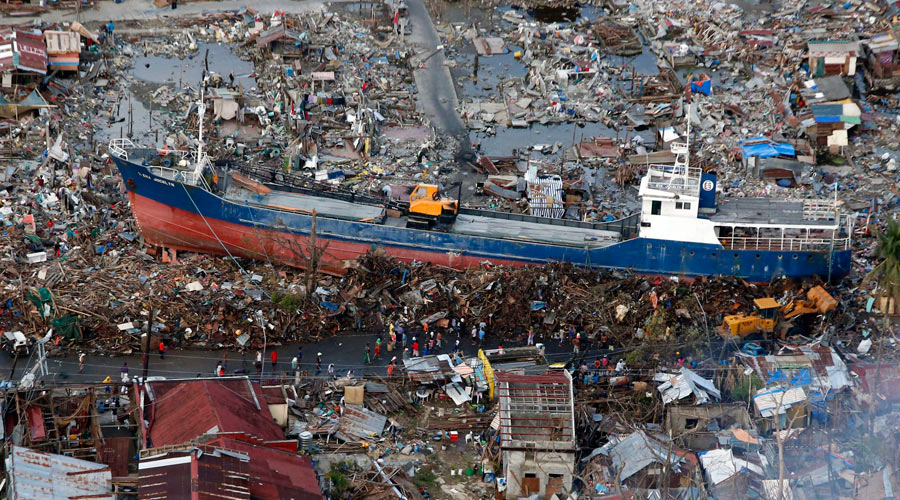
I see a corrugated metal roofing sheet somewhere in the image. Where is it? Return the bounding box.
[339,404,386,439]
[139,448,250,499]
[608,431,684,481]
[148,379,285,447]
[753,387,807,417]
[7,446,113,500]
[207,437,321,500]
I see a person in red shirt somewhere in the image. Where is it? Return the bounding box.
[412,340,419,357]
[270,350,278,371]
[158,341,165,360]
[594,359,601,370]
[387,362,394,378]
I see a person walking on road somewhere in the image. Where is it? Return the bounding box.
[328,363,335,378]
[364,343,372,365]
[270,350,278,372]
[316,352,322,374]
[120,363,129,381]
[387,357,396,378]
[527,327,535,346]
[255,351,263,374]
[79,353,85,374]
[216,362,225,377]
[291,356,298,373]
[412,339,419,357]
[158,340,166,360]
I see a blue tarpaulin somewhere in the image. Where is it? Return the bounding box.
[767,368,812,387]
[739,137,796,158]
[690,78,712,95]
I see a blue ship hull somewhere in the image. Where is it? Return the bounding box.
[113,156,851,282]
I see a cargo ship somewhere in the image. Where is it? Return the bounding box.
[108,104,852,281]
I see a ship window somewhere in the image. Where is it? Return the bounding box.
[651,200,661,215]
[756,254,761,259]
[676,202,683,210]
[711,252,717,257]
[689,251,695,257]
[683,202,691,210]
[793,254,799,259]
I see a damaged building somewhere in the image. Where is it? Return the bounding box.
[497,370,575,499]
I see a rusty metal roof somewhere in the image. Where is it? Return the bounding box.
[7,446,113,500]
[147,378,285,447]
[139,447,250,499]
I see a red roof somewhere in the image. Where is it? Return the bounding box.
[148,379,284,447]
[206,437,321,500]
[851,364,900,400]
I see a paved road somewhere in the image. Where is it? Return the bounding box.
[405,0,474,164]
[0,330,601,385]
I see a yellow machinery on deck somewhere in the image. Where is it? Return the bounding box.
[407,184,459,228]
[719,286,837,339]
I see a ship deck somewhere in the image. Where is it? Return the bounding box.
[451,214,620,248]
[709,198,838,227]
[226,187,386,223]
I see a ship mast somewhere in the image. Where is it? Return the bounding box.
[193,86,207,181]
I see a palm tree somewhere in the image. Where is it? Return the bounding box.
[862,217,900,436]
[865,217,900,312]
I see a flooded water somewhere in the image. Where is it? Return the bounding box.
[475,121,655,160]
[133,43,257,90]
[455,46,529,99]
[95,43,255,147]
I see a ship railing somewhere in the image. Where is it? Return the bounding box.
[719,236,851,252]
[148,166,201,186]
[801,199,837,221]
[107,138,136,160]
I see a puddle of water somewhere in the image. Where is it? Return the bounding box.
[603,36,658,76]
[474,121,655,160]
[133,43,257,90]
[95,43,256,147]
[530,5,580,23]
[93,89,160,146]
[455,46,529,98]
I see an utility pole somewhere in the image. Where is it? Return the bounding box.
[142,309,157,382]
[257,309,267,382]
